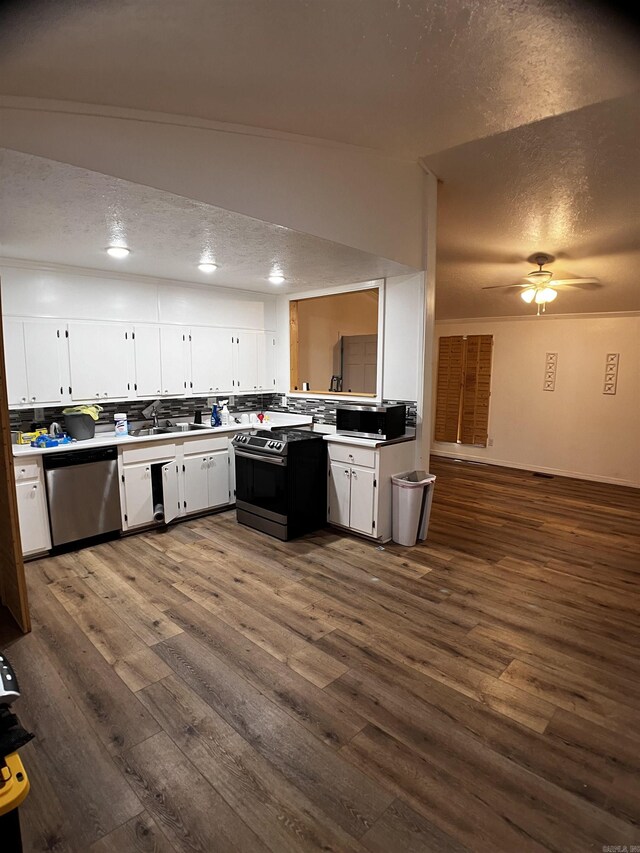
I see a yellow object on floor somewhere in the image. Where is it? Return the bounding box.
[0,753,29,816]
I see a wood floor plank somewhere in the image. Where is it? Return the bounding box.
[163,597,363,748]
[26,574,161,754]
[49,576,173,691]
[342,724,632,853]
[499,658,640,734]
[73,547,184,645]
[8,632,143,849]
[138,675,368,853]
[9,457,638,853]
[120,731,267,852]
[90,811,177,853]
[362,799,470,853]
[154,630,394,837]
[173,574,343,685]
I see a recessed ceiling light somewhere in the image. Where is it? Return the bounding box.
[198,262,218,273]
[106,246,130,259]
[268,274,285,285]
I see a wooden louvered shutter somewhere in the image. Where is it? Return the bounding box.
[434,336,464,442]
[459,335,493,446]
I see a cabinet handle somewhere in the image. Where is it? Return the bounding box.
[157,389,161,394]
[344,469,349,476]
[32,485,37,491]
[164,389,168,394]
[21,397,26,403]
[352,470,358,479]
[348,453,354,460]
[31,396,36,402]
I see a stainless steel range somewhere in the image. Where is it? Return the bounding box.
[232,428,326,540]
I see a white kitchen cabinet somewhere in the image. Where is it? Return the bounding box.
[328,461,352,528]
[133,325,163,397]
[14,460,51,557]
[4,319,28,406]
[327,438,416,542]
[68,322,130,401]
[233,330,277,392]
[328,462,375,536]
[183,453,211,514]
[160,326,187,396]
[190,328,234,394]
[257,332,277,391]
[235,331,259,392]
[122,461,155,528]
[4,319,65,406]
[161,461,181,523]
[183,449,230,514]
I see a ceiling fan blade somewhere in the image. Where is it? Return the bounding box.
[551,278,601,289]
[481,283,527,290]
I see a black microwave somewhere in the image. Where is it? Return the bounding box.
[335,404,406,440]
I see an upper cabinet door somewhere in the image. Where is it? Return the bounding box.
[190,327,234,395]
[257,332,277,391]
[160,326,187,396]
[23,321,64,405]
[236,331,259,392]
[68,322,129,400]
[3,319,28,406]
[133,326,163,398]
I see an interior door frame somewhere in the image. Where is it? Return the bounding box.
[0,278,31,633]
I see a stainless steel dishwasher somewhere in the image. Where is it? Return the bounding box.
[43,446,121,547]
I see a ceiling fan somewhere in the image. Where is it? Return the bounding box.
[482,253,601,315]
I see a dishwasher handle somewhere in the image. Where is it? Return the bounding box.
[43,446,118,469]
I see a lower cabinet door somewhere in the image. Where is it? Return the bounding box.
[328,462,352,528]
[15,480,51,555]
[348,466,376,536]
[207,450,230,508]
[162,462,181,523]
[183,454,210,514]
[123,463,154,528]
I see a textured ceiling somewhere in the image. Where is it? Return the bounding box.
[0,0,638,158]
[1,0,639,316]
[426,93,640,318]
[0,149,413,292]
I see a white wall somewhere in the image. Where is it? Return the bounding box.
[275,274,425,402]
[0,98,424,269]
[431,314,640,487]
[0,265,277,330]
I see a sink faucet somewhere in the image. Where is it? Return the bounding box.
[141,399,162,429]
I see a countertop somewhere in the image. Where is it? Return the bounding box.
[323,428,416,448]
[13,411,313,458]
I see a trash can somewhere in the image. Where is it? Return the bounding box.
[64,413,96,440]
[391,470,436,546]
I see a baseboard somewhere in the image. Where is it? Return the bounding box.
[430,450,639,489]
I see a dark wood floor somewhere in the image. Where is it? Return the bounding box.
[5,457,640,852]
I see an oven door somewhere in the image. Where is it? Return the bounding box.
[234,448,289,523]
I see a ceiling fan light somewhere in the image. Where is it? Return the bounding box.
[541,287,558,302]
[521,288,536,304]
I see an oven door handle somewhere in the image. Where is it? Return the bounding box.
[234,448,287,466]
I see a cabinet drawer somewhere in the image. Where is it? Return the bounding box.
[121,442,177,465]
[327,444,377,469]
[182,436,229,456]
[14,460,43,481]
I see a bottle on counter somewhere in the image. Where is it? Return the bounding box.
[220,400,229,426]
[114,412,128,436]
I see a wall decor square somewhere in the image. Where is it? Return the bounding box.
[543,352,558,391]
[603,353,620,395]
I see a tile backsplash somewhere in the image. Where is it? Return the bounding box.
[10,394,417,431]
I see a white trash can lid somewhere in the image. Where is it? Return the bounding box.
[391,471,436,487]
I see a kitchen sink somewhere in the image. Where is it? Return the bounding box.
[129,426,173,437]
